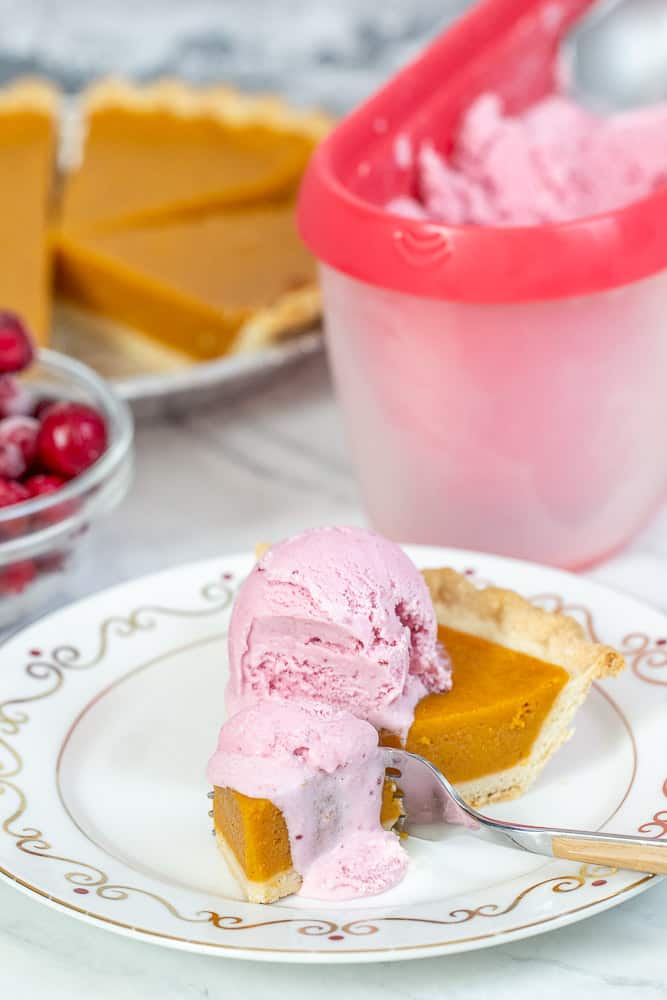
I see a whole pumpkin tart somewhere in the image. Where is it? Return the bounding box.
[0,77,328,360]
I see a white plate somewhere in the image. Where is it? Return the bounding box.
[0,547,665,963]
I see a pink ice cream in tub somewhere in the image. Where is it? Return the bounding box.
[226,525,450,739]
[387,93,667,227]
[207,700,408,900]
[298,0,667,569]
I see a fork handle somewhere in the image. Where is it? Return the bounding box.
[552,835,667,874]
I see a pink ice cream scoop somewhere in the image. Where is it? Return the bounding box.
[388,93,667,226]
[226,526,450,737]
[207,700,408,901]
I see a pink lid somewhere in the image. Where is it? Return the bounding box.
[298,0,667,304]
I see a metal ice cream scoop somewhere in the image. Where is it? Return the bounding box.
[564,0,667,111]
[384,748,667,875]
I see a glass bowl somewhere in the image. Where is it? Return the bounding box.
[0,349,134,628]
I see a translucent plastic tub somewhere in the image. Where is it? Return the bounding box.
[299,0,667,568]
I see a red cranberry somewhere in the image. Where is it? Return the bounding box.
[0,416,39,474]
[37,403,108,479]
[0,559,36,594]
[24,474,65,498]
[0,477,29,508]
[0,375,33,418]
[24,474,75,528]
[0,313,34,374]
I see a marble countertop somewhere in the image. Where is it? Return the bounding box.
[0,0,469,112]
[1,0,666,993]
[1,352,667,998]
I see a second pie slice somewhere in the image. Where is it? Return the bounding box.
[382,568,626,807]
[56,193,319,359]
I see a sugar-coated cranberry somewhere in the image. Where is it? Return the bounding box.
[24,474,66,498]
[0,441,26,478]
[0,477,29,508]
[0,416,39,474]
[0,375,33,418]
[0,313,34,374]
[0,559,36,594]
[36,403,108,478]
[25,474,75,528]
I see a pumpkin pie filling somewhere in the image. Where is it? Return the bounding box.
[56,194,318,359]
[52,80,328,360]
[213,787,292,885]
[380,626,569,784]
[207,700,408,903]
[59,87,320,232]
[0,81,57,343]
[213,778,403,886]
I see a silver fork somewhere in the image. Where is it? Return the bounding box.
[383,749,667,875]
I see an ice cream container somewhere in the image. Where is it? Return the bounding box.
[298,0,667,569]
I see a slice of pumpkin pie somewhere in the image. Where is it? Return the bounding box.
[207,700,407,903]
[0,79,58,342]
[385,568,625,807]
[211,527,625,902]
[59,79,328,230]
[230,529,625,810]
